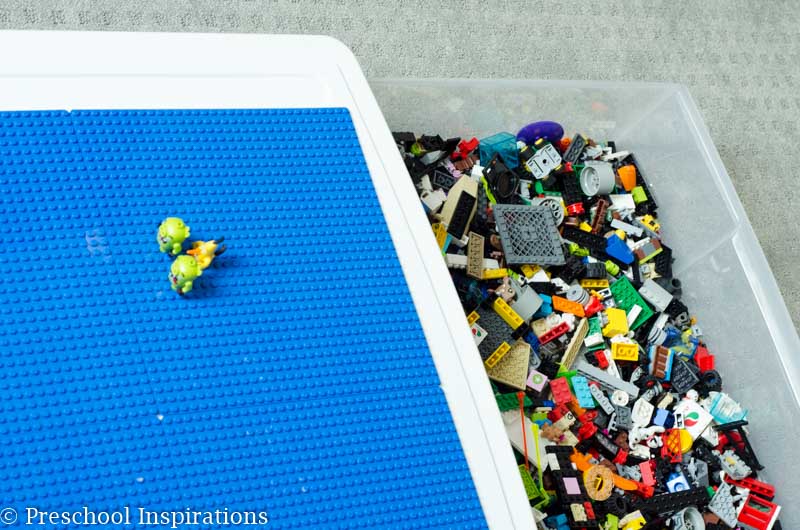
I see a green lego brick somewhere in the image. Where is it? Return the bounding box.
[610,276,654,330]
[495,392,531,412]
[588,316,602,336]
[586,317,605,351]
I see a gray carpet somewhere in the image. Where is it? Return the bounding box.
[0,0,798,333]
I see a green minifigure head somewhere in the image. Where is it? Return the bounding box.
[169,255,202,295]
[158,217,191,255]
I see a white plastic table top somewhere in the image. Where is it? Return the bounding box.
[0,31,534,529]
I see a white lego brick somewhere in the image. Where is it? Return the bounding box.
[609,193,636,211]
[421,188,447,213]
[419,173,433,192]
[610,218,643,237]
[626,304,643,327]
[638,279,673,312]
[601,150,631,162]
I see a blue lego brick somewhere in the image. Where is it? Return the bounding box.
[570,376,596,409]
[653,407,672,428]
[605,234,634,264]
[0,109,487,529]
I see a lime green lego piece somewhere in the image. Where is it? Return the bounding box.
[556,367,578,379]
[410,142,424,156]
[631,186,647,204]
[610,276,654,330]
[517,434,551,509]
[605,260,620,276]
[481,177,497,204]
[495,392,531,412]
[604,514,619,530]
[530,411,548,423]
[518,465,537,500]
[569,242,590,257]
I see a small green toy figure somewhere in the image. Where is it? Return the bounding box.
[169,254,202,296]
[157,217,191,255]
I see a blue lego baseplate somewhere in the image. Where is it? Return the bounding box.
[0,109,487,529]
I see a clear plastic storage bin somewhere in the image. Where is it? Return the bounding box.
[370,79,800,525]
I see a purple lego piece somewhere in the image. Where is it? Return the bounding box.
[517,121,564,145]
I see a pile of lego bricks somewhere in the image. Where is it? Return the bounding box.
[394,125,781,530]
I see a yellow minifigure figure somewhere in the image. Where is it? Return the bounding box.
[186,237,226,270]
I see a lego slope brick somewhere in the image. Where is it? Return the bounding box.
[0,109,487,529]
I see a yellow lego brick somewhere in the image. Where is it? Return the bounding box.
[484,342,511,368]
[621,513,646,530]
[640,214,660,232]
[520,264,540,278]
[482,268,508,280]
[579,222,592,232]
[493,297,524,329]
[580,279,610,290]
[431,222,448,250]
[611,342,639,361]
[614,229,626,240]
[602,308,629,337]
[467,311,479,326]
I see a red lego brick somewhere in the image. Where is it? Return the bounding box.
[737,493,780,530]
[636,482,655,498]
[539,321,570,345]
[640,460,656,486]
[549,377,574,405]
[567,203,585,216]
[724,476,775,500]
[694,345,715,372]
[451,137,479,161]
[584,296,604,317]
[594,348,609,369]
[578,421,597,441]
